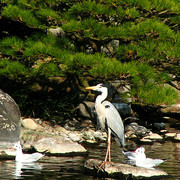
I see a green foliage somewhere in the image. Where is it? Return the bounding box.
[0,36,23,56]
[0,0,179,119]
[32,62,64,78]
[68,1,115,16]
[0,59,28,80]
[2,5,40,28]
[36,8,61,20]
[132,84,178,105]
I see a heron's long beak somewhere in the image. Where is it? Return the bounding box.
[86,86,97,90]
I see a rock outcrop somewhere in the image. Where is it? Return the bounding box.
[33,137,87,155]
[0,89,21,157]
[84,159,169,179]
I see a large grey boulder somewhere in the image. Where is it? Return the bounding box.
[84,159,169,179]
[0,89,21,157]
[113,102,131,118]
[73,101,96,120]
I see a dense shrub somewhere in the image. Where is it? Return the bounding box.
[0,0,179,120]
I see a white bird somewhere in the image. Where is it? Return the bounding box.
[13,141,44,162]
[135,147,165,168]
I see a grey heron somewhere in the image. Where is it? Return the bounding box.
[86,83,125,166]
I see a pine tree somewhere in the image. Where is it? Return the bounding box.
[0,0,179,119]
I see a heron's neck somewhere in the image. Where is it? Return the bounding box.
[95,91,107,105]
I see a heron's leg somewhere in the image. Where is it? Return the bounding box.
[104,127,111,163]
[108,128,111,163]
[97,128,111,172]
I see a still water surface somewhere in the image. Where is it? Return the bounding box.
[0,141,179,180]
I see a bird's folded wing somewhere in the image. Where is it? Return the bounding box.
[102,101,125,147]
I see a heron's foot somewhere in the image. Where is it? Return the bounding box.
[97,161,111,173]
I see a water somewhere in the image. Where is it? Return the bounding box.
[0,140,179,180]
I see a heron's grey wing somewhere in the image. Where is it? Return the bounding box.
[102,101,125,147]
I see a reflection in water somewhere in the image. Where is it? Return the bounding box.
[13,162,42,179]
[0,141,179,179]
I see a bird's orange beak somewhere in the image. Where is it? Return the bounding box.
[86,86,97,90]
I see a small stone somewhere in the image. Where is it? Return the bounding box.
[165,133,176,139]
[82,131,96,141]
[149,133,163,140]
[148,131,153,135]
[140,138,153,144]
[153,122,165,130]
[125,131,137,139]
[68,132,82,142]
[47,27,65,37]
[160,129,167,133]
[125,123,150,138]
[174,133,180,141]
[54,125,69,134]
[81,120,94,128]
[21,118,38,130]
[143,135,150,139]
[93,131,106,141]
[86,140,97,144]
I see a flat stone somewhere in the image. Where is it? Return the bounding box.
[140,138,153,144]
[174,133,180,141]
[33,137,87,155]
[160,104,180,116]
[160,129,167,133]
[148,133,163,140]
[84,159,169,179]
[165,133,176,139]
